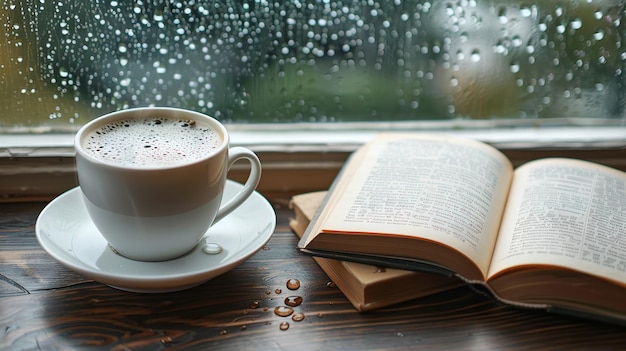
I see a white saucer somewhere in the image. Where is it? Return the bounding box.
[36,180,276,293]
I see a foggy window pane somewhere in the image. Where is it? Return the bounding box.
[1,1,624,130]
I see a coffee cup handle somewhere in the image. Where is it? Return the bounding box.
[213,146,262,223]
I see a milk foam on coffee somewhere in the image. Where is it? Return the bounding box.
[83,117,222,167]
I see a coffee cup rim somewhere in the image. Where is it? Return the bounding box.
[74,107,229,170]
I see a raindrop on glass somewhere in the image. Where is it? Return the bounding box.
[510,61,521,73]
[470,50,481,62]
[498,7,508,24]
[593,30,605,41]
[520,5,532,18]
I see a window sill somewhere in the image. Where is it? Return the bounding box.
[2,125,625,202]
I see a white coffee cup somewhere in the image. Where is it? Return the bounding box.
[74,107,262,261]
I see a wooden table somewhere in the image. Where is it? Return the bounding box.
[2,198,625,350]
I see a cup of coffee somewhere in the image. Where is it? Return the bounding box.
[74,107,262,261]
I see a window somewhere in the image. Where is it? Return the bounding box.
[1,1,625,201]
[2,0,625,131]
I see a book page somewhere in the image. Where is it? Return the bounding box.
[488,158,626,285]
[318,134,513,278]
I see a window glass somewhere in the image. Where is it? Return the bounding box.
[1,1,624,131]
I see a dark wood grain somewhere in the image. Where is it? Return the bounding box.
[1,200,625,351]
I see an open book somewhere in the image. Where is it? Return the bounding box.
[298,133,626,325]
[289,191,460,311]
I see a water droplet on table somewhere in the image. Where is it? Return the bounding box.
[284,296,303,307]
[274,306,294,317]
[286,278,300,290]
[292,312,305,322]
